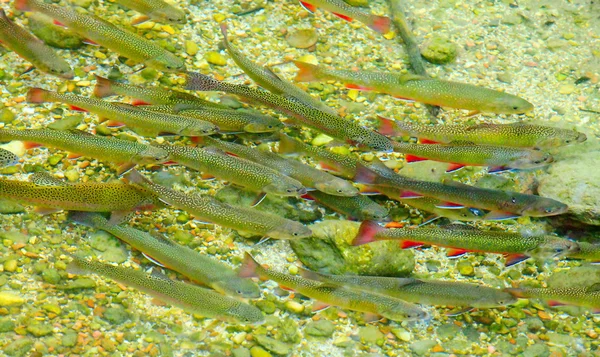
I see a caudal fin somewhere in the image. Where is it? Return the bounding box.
[186,72,223,92]
[375,116,400,136]
[93,76,116,98]
[293,61,320,82]
[220,22,229,43]
[238,252,260,279]
[353,163,379,184]
[352,220,384,246]
[277,133,303,156]
[14,0,31,11]
[123,169,148,185]
[27,88,51,104]
[368,15,391,34]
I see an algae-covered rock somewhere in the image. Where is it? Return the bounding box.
[547,265,600,288]
[289,220,414,276]
[103,306,129,325]
[26,322,53,337]
[0,317,15,333]
[357,325,384,345]
[409,339,437,356]
[58,277,96,290]
[421,36,458,64]
[28,13,84,49]
[304,320,335,338]
[47,115,83,130]
[87,230,128,263]
[254,335,291,356]
[4,338,33,357]
[286,29,318,49]
[0,292,25,307]
[0,200,24,214]
[61,329,78,347]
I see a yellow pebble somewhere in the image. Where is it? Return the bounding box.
[135,21,155,30]
[383,31,396,40]
[285,300,305,314]
[559,84,575,95]
[250,346,272,357]
[162,25,175,35]
[213,13,226,23]
[4,260,17,273]
[204,51,227,66]
[75,81,91,87]
[185,40,199,56]
[347,89,359,101]
[297,54,318,65]
[0,292,25,307]
[94,51,106,59]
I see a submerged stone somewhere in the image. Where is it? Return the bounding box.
[4,338,33,357]
[304,320,335,338]
[28,13,84,49]
[103,306,129,325]
[254,335,291,356]
[421,36,458,64]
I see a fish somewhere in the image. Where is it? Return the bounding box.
[66,254,264,324]
[303,190,389,221]
[0,128,169,175]
[298,269,517,309]
[0,172,158,220]
[220,23,337,115]
[124,169,312,240]
[391,140,554,173]
[296,0,391,34]
[354,164,569,218]
[0,9,73,79]
[113,0,186,24]
[27,88,218,137]
[68,211,260,298]
[239,253,426,321]
[162,104,284,133]
[15,0,185,72]
[0,148,19,168]
[565,241,600,263]
[376,118,587,149]
[352,221,579,266]
[378,192,487,222]
[294,61,534,114]
[156,144,307,198]
[185,72,393,152]
[506,284,600,311]
[93,76,225,109]
[195,136,358,197]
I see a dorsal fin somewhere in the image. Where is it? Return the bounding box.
[30,172,67,186]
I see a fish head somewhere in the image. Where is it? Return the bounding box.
[509,150,554,169]
[519,197,569,217]
[263,180,306,197]
[529,237,580,259]
[151,8,186,24]
[44,63,74,80]
[145,54,186,73]
[188,123,219,137]
[537,130,587,147]
[362,205,389,221]
[314,180,359,197]
[213,278,261,299]
[380,305,428,322]
[472,289,518,308]
[266,222,312,240]
[243,120,284,133]
[135,146,171,165]
[489,95,534,114]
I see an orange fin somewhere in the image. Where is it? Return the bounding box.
[504,254,529,267]
[131,99,151,106]
[446,163,465,173]
[547,300,567,307]
[238,253,260,279]
[332,12,352,22]
[399,240,423,249]
[106,120,126,128]
[69,105,88,112]
[312,301,330,312]
[420,139,440,144]
[345,83,372,91]
[352,220,384,246]
[399,191,423,199]
[447,248,469,258]
[299,1,317,13]
[67,153,82,160]
[293,60,319,82]
[368,15,391,34]
[375,116,398,136]
[23,142,43,149]
[131,15,151,25]
[53,20,67,28]
[405,154,427,163]
[82,39,100,46]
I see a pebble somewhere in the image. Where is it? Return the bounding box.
[286,29,318,49]
[296,54,318,65]
[4,259,17,272]
[558,84,575,94]
[304,320,335,337]
[26,322,53,337]
[249,346,271,357]
[254,335,291,355]
[185,40,199,56]
[205,51,228,66]
[421,36,458,64]
[284,300,305,314]
[457,260,475,276]
[0,292,25,307]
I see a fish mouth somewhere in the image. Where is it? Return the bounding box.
[576,133,588,143]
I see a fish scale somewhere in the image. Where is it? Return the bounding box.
[69,211,260,298]
[0,9,73,78]
[186,72,394,152]
[507,285,600,310]
[304,190,389,221]
[16,0,185,72]
[67,255,264,324]
[113,0,186,24]
[157,143,306,196]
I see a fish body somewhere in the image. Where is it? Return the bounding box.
[0,148,19,168]
[506,284,600,310]
[565,242,600,262]
[378,119,587,149]
[170,105,283,133]
[380,191,486,222]
[157,144,306,197]
[67,255,264,323]
[15,0,185,72]
[0,128,169,172]
[94,76,225,108]
[69,211,259,298]
[185,72,393,152]
[27,88,218,137]
[304,190,388,221]
[240,253,426,321]
[196,136,358,197]
[294,62,533,114]
[392,141,553,173]
[299,270,516,309]
[352,221,578,265]
[0,9,73,78]
[114,0,186,24]
[297,0,391,34]
[125,170,312,240]
[220,24,336,115]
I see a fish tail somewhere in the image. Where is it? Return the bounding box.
[375,116,399,136]
[296,267,322,281]
[352,220,384,246]
[238,252,260,279]
[27,88,51,104]
[277,133,303,156]
[185,72,223,92]
[293,61,320,82]
[368,15,391,34]
[93,76,116,98]
[122,169,147,184]
[353,163,379,184]
[219,22,229,42]
[14,0,32,11]
[504,288,527,298]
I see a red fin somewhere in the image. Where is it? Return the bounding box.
[83,39,100,46]
[27,88,49,104]
[300,194,315,201]
[368,15,391,34]
[312,301,330,312]
[435,202,466,209]
[353,163,379,184]
[375,116,398,136]
[488,166,511,174]
[405,155,427,163]
[332,12,352,22]
[293,61,319,82]
[504,254,529,267]
[400,240,423,249]
[393,96,415,102]
[69,105,88,112]
[352,220,384,246]
[318,162,341,173]
[200,173,215,180]
[106,120,126,128]
[162,160,178,166]
[420,139,440,144]
[279,285,295,292]
[299,1,317,12]
[23,142,43,149]
[131,15,150,25]
[53,20,67,28]
[547,300,566,307]
[484,211,520,221]
[345,83,372,91]
[447,248,469,258]
[358,185,381,195]
[93,76,114,98]
[446,163,465,173]
[238,253,260,279]
[399,191,423,199]
[67,153,82,159]
[131,99,151,106]
[15,0,31,11]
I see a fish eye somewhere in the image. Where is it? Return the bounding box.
[513,106,519,110]
[554,247,565,253]
[565,140,571,144]
[293,232,300,237]
[268,125,273,129]
[545,207,554,213]
[511,197,517,204]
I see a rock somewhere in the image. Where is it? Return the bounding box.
[290,220,414,275]
[0,108,15,123]
[409,340,437,356]
[421,36,458,64]
[304,320,335,338]
[185,40,199,56]
[436,323,461,340]
[358,325,384,345]
[524,317,544,332]
[47,114,82,130]
[42,269,61,284]
[254,335,291,355]
[47,154,63,166]
[87,230,128,263]
[0,292,25,307]
[0,317,15,332]
[58,277,97,290]
[256,300,276,314]
[523,343,550,357]
[103,306,129,325]
[0,231,28,244]
[205,51,228,66]
[28,13,84,49]
[286,29,318,49]
[232,347,251,357]
[457,260,474,276]
[249,346,271,357]
[26,322,53,337]
[547,265,600,288]
[0,200,25,214]
[4,338,33,357]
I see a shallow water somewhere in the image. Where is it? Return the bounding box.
[0,0,599,356]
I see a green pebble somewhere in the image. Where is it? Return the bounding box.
[254,335,291,355]
[42,303,61,315]
[456,260,474,276]
[508,307,526,319]
[173,230,194,245]
[343,0,368,6]
[205,51,228,66]
[61,329,77,347]
[232,347,251,357]
[311,133,333,146]
[4,259,17,272]
[58,277,96,290]
[47,115,82,130]
[0,108,16,123]
[0,200,24,214]
[33,262,48,274]
[42,269,61,284]
[94,124,112,136]
[409,340,437,356]
[249,346,271,357]
[304,320,335,338]
[103,306,129,325]
[358,325,384,345]
[176,212,190,223]
[207,246,217,255]
[64,169,79,182]
[0,317,15,333]
[47,154,64,166]
[55,260,67,271]
[71,0,93,8]
[141,68,158,80]
[256,300,276,314]
[0,165,19,175]
[4,338,33,357]
[26,322,53,337]
[185,40,199,56]
[28,13,83,49]
[421,36,458,64]
[525,317,543,332]
[108,67,123,81]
